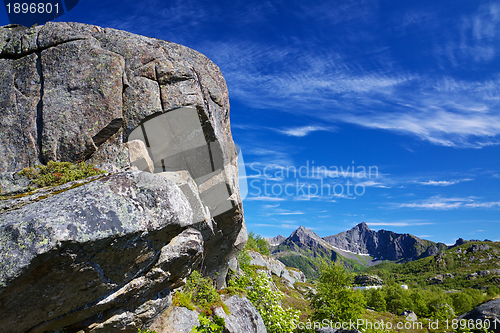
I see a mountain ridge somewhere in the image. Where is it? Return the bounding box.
[323,222,448,261]
[269,223,450,278]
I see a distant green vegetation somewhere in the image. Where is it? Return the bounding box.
[235,233,500,333]
[363,284,493,318]
[361,241,500,290]
[310,262,366,323]
[277,253,323,279]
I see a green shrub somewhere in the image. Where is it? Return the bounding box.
[219,285,246,297]
[18,161,105,188]
[365,288,387,312]
[309,261,366,323]
[230,267,300,333]
[238,250,252,271]
[183,271,220,311]
[192,313,225,333]
[172,290,197,311]
[244,232,270,255]
[174,271,228,316]
[174,271,228,332]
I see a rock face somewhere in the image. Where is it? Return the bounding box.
[214,296,267,333]
[248,250,306,288]
[354,274,383,286]
[265,235,286,246]
[0,22,246,332]
[400,310,418,321]
[149,306,200,333]
[0,171,204,332]
[323,222,447,261]
[151,296,267,333]
[458,298,500,333]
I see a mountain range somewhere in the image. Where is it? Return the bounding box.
[267,222,450,278]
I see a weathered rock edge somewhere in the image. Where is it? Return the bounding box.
[0,170,204,332]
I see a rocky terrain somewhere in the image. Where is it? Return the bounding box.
[323,222,448,261]
[270,223,456,278]
[150,295,267,333]
[0,22,247,332]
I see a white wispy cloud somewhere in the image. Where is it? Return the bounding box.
[276,126,335,137]
[397,196,500,210]
[415,179,473,186]
[200,3,500,149]
[275,211,305,215]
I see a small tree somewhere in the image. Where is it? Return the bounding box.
[366,288,387,312]
[310,262,366,323]
[244,232,270,255]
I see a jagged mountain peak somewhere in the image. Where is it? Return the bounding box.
[356,221,370,231]
[291,226,320,239]
[265,235,286,246]
[287,226,329,249]
[322,222,447,261]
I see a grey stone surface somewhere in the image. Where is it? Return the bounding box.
[214,295,267,333]
[0,170,204,333]
[0,21,246,289]
[248,250,306,288]
[152,296,266,333]
[459,298,500,333]
[400,310,418,321]
[126,139,154,173]
[150,306,200,333]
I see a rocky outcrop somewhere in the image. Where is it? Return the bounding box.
[323,222,447,261]
[248,250,306,288]
[149,306,200,333]
[458,298,500,333]
[0,22,246,332]
[354,274,383,286]
[265,235,286,246]
[151,296,266,333]
[0,171,204,332]
[0,21,245,287]
[400,310,418,321]
[214,296,267,333]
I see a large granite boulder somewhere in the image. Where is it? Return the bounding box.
[0,22,246,287]
[214,295,267,333]
[458,298,500,333]
[0,171,204,332]
[149,306,200,333]
[0,22,246,332]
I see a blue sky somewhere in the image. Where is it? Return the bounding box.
[2,0,499,244]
